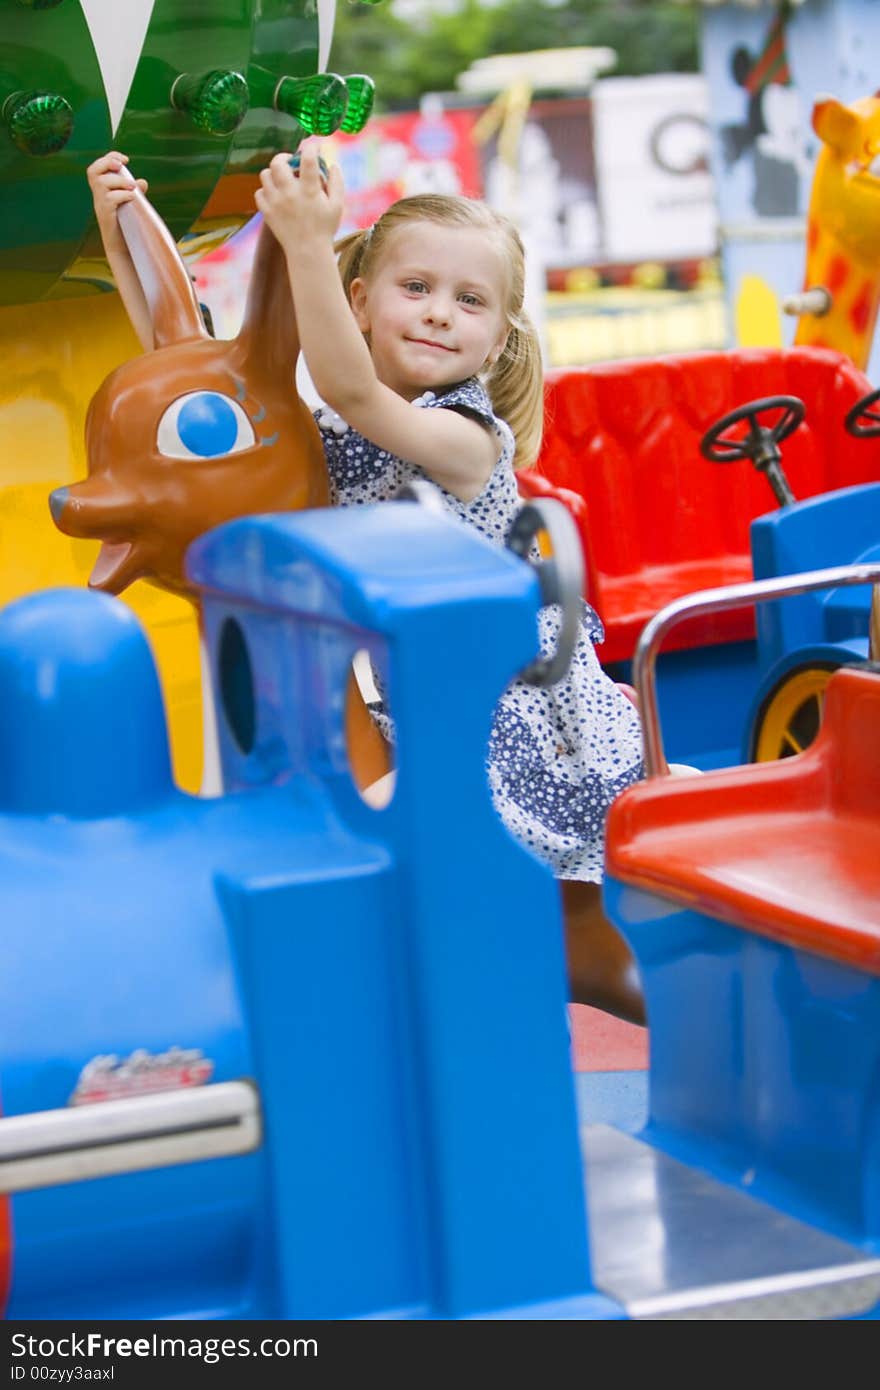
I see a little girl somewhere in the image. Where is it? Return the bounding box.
[256,147,646,1024]
[85,148,647,1024]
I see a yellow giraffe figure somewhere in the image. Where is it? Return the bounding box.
[784,92,880,370]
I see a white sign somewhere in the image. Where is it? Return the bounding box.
[592,74,719,263]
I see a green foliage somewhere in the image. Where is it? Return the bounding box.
[330,0,700,111]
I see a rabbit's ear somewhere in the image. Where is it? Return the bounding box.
[117,178,208,349]
[234,219,300,375]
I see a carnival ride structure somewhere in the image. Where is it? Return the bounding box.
[701,386,880,761]
[16,268,880,1322]
[0,498,607,1322]
[601,562,880,1319]
[0,0,374,791]
[6,0,880,1323]
[5,487,880,1319]
[46,159,388,796]
[532,344,880,768]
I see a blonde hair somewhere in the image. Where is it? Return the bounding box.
[335,195,543,469]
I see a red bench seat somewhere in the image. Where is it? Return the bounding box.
[520,347,875,663]
[606,667,880,973]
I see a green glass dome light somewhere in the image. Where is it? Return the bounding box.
[340,74,375,134]
[3,90,73,156]
[0,0,383,304]
[274,72,349,136]
[171,70,250,136]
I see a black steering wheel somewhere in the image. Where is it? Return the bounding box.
[505,498,583,688]
[700,395,804,507]
[844,387,880,438]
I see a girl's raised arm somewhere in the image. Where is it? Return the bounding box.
[256,149,501,502]
[87,153,154,351]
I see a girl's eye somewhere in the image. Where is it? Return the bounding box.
[404,280,428,293]
[157,391,256,460]
[459,293,482,307]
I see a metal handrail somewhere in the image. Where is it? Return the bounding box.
[632,562,880,778]
[0,1080,260,1193]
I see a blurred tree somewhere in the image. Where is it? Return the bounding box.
[330,0,699,110]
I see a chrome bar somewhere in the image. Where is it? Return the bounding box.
[0,1080,260,1193]
[632,562,880,778]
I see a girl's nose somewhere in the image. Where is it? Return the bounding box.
[424,296,452,326]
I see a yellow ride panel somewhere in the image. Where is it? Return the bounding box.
[0,292,202,792]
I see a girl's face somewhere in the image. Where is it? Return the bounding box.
[349,221,510,399]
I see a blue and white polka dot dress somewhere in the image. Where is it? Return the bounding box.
[316,378,644,882]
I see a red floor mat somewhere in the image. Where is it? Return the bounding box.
[569,1004,649,1073]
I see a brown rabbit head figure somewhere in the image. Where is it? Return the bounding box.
[49,168,329,600]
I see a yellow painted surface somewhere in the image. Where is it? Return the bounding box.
[0,292,203,791]
[734,274,783,349]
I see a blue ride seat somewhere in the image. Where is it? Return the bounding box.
[603,665,880,1241]
[751,480,880,663]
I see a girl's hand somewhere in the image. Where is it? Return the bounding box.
[255,144,344,255]
[86,152,148,250]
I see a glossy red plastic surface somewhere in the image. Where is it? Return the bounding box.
[533,347,875,662]
[606,667,880,972]
[515,469,593,595]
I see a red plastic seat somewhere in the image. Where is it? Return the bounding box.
[606,667,880,973]
[527,347,875,662]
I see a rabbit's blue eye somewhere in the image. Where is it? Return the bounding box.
[157,392,256,460]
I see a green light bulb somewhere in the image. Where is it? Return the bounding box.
[3,91,73,156]
[171,70,249,136]
[274,73,348,136]
[341,75,375,134]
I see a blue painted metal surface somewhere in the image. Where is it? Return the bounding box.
[741,480,880,755]
[750,482,880,666]
[610,640,763,771]
[604,877,880,1250]
[1,503,623,1321]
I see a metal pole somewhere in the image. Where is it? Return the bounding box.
[632,562,880,778]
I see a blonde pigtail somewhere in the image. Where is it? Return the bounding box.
[335,228,372,297]
[485,313,544,470]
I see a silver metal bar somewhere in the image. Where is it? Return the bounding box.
[0,1081,260,1193]
[632,562,880,778]
[584,1125,880,1320]
[781,286,832,318]
[870,585,880,663]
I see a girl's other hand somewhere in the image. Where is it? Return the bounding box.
[255,143,344,253]
[86,152,149,249]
